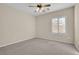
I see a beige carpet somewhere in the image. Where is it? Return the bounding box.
[0,38,78,55]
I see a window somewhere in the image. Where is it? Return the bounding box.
[52,17,66,33]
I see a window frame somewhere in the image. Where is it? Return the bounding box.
[51,16,66,34]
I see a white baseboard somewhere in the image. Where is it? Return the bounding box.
[0,37,35,48]
[36,37,74,45]
[0,37,74,48]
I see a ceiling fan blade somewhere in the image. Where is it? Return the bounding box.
[43,4,51,7]
[28,6,37,7]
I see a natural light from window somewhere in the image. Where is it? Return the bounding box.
[52,17,66,33]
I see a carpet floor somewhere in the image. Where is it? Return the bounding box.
[0,38,78,55]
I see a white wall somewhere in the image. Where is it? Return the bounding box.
[0,5,35,47]
[74,4,79,50]
[36,7,74,44]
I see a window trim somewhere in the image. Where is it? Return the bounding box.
[51,16,66,34]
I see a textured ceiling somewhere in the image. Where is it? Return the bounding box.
[1,3,75,16]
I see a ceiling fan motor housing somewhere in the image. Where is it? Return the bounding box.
[37,4,42,8]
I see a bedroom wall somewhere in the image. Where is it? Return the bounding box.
[0,5,36,47]
[36,7,74,44]
[74,4,79,50]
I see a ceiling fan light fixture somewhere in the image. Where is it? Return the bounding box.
[29,4,51,13]
[36,8,40,12]
[35,7,44,13]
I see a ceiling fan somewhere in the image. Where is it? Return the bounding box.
[28,4,51,12]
